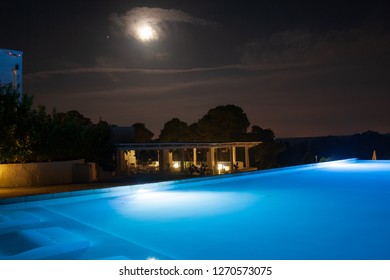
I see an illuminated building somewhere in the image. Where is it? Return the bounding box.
[0,48,23,94]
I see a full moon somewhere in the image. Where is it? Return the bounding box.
[136,24,158,42]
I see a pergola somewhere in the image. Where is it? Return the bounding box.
[115,141,261,174]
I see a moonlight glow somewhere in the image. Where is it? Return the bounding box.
[136,24,158,42]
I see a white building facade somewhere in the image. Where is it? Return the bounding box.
[0,48,23,93]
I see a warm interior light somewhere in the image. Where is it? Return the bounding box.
[217,163,230,173]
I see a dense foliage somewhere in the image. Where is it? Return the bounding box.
[197,105,250,141]
[248,125,286,169]
[132,123,154,142]
[0,84,115,169]
[158,105,251,142]
[159,118,194,142]
[0,84,35,163]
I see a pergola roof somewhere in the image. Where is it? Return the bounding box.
[115,141,261,151]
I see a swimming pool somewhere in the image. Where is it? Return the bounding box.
[1,159,389,260]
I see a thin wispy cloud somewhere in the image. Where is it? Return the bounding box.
[241,27,390,67]
[24,63,300,80]
[110,7,213,41]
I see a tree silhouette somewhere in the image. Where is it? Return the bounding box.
[196,104,250,141]
[159,118,192,142]
[132,123,154,142]
[249,125,285,169]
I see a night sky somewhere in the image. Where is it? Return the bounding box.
[2,0,389,138]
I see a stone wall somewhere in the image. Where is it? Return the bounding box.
[0,159,89,187]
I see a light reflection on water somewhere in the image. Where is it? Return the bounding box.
[109,191,260,220]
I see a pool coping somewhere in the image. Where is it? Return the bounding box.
[0,159,358,210]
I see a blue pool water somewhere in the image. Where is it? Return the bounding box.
[1,159,390,260]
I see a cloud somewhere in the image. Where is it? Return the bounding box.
[24,63,298,81]
[241,26,390,67]
[110,7,212,41]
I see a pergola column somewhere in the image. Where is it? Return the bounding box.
[245,146,250,167]
[158,149,170,174]
[180,148,185,172]
[207,147,215,174]
[193,148,197,165]
[116,150,127,174]
[231,146,237,170]
[168,151,173,167]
